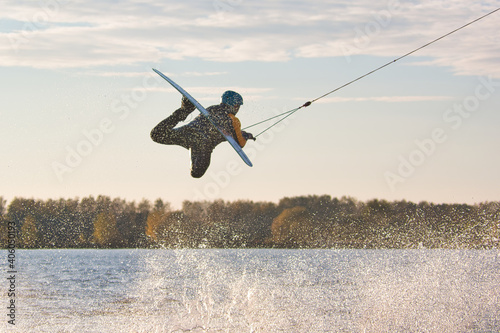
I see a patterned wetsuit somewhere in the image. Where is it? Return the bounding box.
[151,103,250,178]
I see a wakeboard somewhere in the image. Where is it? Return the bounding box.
[152,68,253,167]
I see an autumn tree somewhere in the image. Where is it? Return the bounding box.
[21,215,39,248]
[146,209,167,242]
[0,197,6,218]
[145,199,171,242]
[271,206,316,247]
[0,197,7,247]
[93,212,119,247]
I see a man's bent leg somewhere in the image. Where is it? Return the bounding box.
[150,108,193,147]
[190,146,212,178]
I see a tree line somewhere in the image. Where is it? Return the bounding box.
[0,195,498,249]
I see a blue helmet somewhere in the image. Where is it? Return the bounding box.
[221,90,243,107]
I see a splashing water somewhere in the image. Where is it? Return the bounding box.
[13,249,500,332]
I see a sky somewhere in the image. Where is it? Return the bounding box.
[1,0,499,208]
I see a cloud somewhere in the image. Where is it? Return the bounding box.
[181,71,228,77]
[0,0,499,77]
[75,70,227,78]
[140,85,273,96]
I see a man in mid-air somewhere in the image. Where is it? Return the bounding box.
[151,91,255,178]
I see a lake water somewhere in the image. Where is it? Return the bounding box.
[5,249,500,332]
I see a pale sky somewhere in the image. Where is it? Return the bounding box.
[1,0,499,208]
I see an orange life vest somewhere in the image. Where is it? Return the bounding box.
[228,114,247,147]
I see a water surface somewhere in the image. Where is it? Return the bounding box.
[8,249,500,332]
